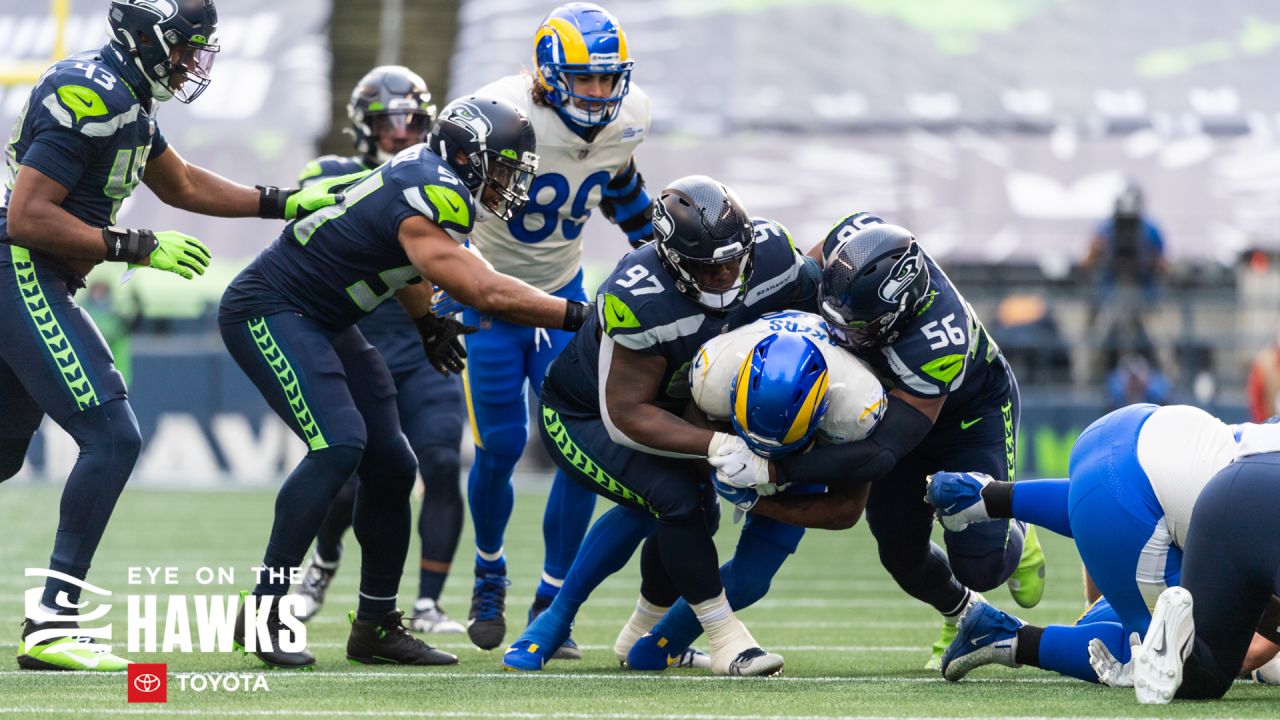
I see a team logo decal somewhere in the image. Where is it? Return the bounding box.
[442,101,492,144]
[652,200,674,241]
[130,0,179,21]
[878,243,923,304]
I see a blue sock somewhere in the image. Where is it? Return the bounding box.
[467,444,518,571]
[1037,621,1128,682]
[522,506,655,647]
[1011,479,1073,538]
[475,552,506,575]
[537,469,596,602]
[650,520,799,652]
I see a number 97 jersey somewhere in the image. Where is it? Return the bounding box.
[690,311,887,445]
[468,74,651,293]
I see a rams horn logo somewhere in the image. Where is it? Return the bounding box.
[877,243,923,304]
[443,101,492,144]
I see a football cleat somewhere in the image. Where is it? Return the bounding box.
[346,610,458,666]
[670,646,711,669]
[17,616,130,671]
[625,632,712,671]
[724,647,784,677]
[232,592,316,670]
[1133,586,1195,704]
[467,571,511,651]
[926,618,957,671]
[410,598,465,634]
[528,600,581,660]
[1250,654,1280,685]
[1007,524,1047,609]
[293,554,338,622]
[941,601,1023,681]
[926,471,995,532]
[501,638,553,672]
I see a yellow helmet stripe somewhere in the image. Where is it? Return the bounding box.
[616,26,630,62]
[542,17,591,65]
[782,370,828,445]
[733,355,753,430]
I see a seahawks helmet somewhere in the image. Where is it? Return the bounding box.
[820,222,931,350]
[653,175,755,311]
[731,333,830,458]
[428,96,539,222]
[347,66,436,166]
[108,0,219,103]
[533,3,633,127]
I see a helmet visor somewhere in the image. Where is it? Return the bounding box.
[370,112,432,153]
[480,150,539,221]
[168,41,218,103]
[823,307,897,350]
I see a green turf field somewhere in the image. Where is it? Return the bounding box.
[0,482,1271,718]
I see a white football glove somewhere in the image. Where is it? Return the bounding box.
[708,442,771,489]
[1088,632,1140,688]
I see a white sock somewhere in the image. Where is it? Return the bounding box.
[614,596,669,662]
[692,592,755,664]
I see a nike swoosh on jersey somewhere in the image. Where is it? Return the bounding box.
[960,418,982,430]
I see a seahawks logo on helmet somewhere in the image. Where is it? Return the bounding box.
[441,101,492,145]
[652,199,674,240]
[877,242,923,304]
[128,0,179,20]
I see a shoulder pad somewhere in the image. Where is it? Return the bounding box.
[597,248,704,352]
[40,63,139,137]
[394,149,476,235]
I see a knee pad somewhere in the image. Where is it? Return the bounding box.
[0,437,32,482]
[418,445,462,488]
[362,437,418,495]
[476,423,528,465]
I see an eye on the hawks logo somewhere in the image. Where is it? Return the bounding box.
[443,101,493,144]
[877,242,923,304]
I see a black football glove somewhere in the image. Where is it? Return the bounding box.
[414,312,477,376]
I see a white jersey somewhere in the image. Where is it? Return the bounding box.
[1135,405,1240,547]
[469,74,651,292]
[690,311,887,445]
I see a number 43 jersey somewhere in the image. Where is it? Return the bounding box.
[469,74,650,293]
[219,145,475,330]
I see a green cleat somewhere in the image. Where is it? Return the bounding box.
[1007,524,1046,609]
[17,618,130,671]
[924,617,958,671]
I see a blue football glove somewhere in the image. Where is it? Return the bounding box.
[430,286,466,317]
[713,476,759,523]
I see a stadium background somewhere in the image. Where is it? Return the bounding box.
[0,1,1278,482]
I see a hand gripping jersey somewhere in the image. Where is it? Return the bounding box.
[468,74,650,292]
[542,218,820,420]
[690,310,886,445]
[2,47,167,237]
[219,144,472,330]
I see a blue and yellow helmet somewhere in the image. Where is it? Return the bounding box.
[731,333,831,458]
[533,2,633,127]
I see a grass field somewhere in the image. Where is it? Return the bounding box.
[0,481,1271,719]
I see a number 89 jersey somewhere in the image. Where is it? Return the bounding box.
[469,74,650,293]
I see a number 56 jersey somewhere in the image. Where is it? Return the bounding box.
[469,74,650,293]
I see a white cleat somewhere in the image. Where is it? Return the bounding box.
[669,647,711,670]
[1133,587,1195,705]
[721,647,784,677]
[410,598,465,634]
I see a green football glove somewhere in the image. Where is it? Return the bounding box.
[258,170,368,220]
[103,226,211,280]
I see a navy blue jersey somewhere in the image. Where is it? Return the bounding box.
[543,217,821,418]
[1,46,167,236]
[219,144,474,330]
[293,152,422,365]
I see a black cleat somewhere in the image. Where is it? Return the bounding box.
[346,610,458,666]
[233,593,315,670]
[467,571,510,651]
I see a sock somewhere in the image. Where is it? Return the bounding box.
[1014,625,1041,666]
[943,588,975,621]
[356,592,396,622]
[475,547,506,575]
[534,573,563,606]
[614,596,670,661]
[693,592,756,669]
[1037,621,1128,682]
[539,469,595,601]
[1009,479,1073,538]
[418,568,448,601]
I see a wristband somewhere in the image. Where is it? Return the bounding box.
[562,300,591,332]
[101,226,158,263]
[256,185,287,219]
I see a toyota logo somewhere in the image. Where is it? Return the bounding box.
[133,673,162,693]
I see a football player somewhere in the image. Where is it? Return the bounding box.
[217,97,592,669]
[288,66,467,641]
[927,404,1280,694]
[6,0,341,671]
[446,2,655,655]
[622,310,886,671]
[500,175,818,675]
[710,216,1046,669]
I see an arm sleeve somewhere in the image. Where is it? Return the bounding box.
[148,125,168,160]
[775,394,934,487]
[598,157,653,247]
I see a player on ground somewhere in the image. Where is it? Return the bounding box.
[288,66,467,637]
[218,97,592,669]
[1132,441,1280,702]
[451,2,655,655]
[621,310,886,671]
[928,404,1280,688]
[501,175,816,675]
[709,216,1044,669]
[5,0,341,671]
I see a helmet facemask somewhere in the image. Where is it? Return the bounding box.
[540,64,632,126]
[476,148,538,222]
[662,245,753,310]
